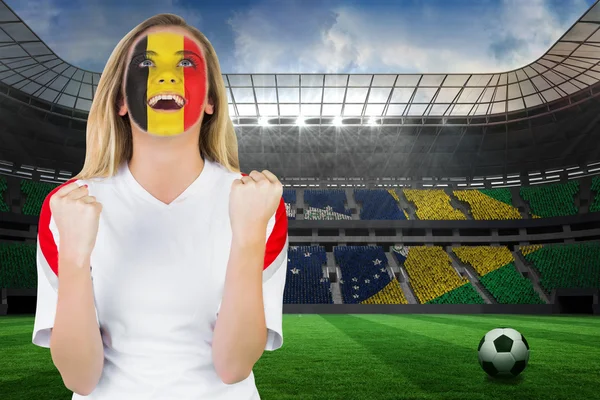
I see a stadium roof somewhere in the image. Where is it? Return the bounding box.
[1,1,600,125]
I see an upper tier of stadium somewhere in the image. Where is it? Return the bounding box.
[1,0,600,125]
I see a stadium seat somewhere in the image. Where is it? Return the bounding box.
[20,179,58,216]
[354,189,406,220]
[453,246,543,304]
[453,188,521,220]
[0,242,36,288]
[284,246,332,304]
[393,246,482,304]
[334,245,407,304]
[283,189,296,219]
[403,189,467,220]
[520,180,579,218]
[0,176,10,212]
[589,176,600,213]
[303,189,352,220]
[522,242,600,291]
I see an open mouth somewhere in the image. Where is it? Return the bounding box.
[147,94,186,111]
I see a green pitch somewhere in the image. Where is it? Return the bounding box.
[1,314,599,400]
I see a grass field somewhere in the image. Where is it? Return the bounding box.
[1,314,599,399]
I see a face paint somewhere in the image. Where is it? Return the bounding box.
[125,32,207,136]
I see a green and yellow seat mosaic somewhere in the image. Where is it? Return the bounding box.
[520,180,579,218]
[20,179,59,216]
[361,278,408,304]
[453,246,543,304]
[401,246,483,304]
[0,243,36,289]
[453,188,521,220]
[590,176,600,213]
[0,176,10,212]
[403,189,467,220]
[522,242,600,291]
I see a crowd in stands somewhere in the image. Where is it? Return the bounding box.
[334,245,407,304]
[453,188,521,220]
[520,180,579,218]
[354,189,406,220]
[20,180,57,216]
[2,177,598,220]
[0,242,36,288]
[590,176,600,213]
[0,176,10,212]
[522,242,600,291]
[453,246,543,304]
[387,189,410,219]
[393,245,482,304]
[303,189,352,220]
[284,246,332,304]
[403,189,467,220]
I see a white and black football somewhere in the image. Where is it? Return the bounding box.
[478,327,530,377]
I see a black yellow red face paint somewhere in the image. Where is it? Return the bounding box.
[125,32,207,136]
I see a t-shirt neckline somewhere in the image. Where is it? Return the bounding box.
[121,157,216,208]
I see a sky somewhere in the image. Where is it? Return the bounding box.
[4,0,597,74]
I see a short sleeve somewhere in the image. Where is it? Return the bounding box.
[32,179,98,348]
[262,196,288,351]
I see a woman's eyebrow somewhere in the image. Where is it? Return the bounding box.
[132,50,157,58]
[175,50,202,58]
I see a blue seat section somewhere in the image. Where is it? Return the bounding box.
[354,189,406,220]
[283,189,296,204]
[283,189,297,219]
[284,246,333,304]
[303,189,351,216]
[334,245,392,303]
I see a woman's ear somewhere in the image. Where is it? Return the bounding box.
[204,97,214,115]
[117,96,128,116]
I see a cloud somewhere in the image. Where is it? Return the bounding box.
[6,0,203,72]
[227,0,592,73]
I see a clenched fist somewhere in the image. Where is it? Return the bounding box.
[229,170,283,239]
[50,182,103,267]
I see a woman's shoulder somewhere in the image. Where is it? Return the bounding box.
[209,159,242,181]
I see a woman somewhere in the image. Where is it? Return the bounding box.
[32,13,288,400]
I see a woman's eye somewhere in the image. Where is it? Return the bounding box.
[178,59,194,67]
[139,59,153,67]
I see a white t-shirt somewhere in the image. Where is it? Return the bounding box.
[32,158,289,400]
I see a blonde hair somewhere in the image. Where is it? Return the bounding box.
[75,14,239,179]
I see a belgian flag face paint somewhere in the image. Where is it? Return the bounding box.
[125,32,207,136]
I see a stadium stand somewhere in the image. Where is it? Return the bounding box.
[20,179,58,216]
[393,246,483,304]
[520,180,579,218]
[283,189,297,219]
[353,189,406,220]
[284,246,332,304]
[0,176,10,212]
[590,176,600,213]
[387,189,410,219]
[0,242,36,289]
[453,247,543,304]
[303,189,352,220]
[403,189,467,220]
[453,188,522,220]
[522,242,600,291]
[334,245,407,304]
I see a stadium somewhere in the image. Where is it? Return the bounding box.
[1,0,599,399]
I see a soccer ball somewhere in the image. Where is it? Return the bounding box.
[478,327,530,377]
